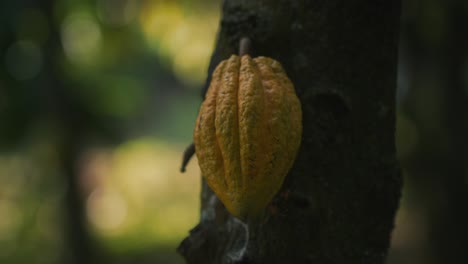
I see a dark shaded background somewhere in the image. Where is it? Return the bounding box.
[0,0,466,263]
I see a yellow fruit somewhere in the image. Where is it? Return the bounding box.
[194,54,302,220]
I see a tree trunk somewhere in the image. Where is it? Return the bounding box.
[41,1,105,263]
[399,0,468,263]
[179,1,402,263]
[429,1,468,263]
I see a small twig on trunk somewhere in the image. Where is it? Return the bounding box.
[180,143,195,173]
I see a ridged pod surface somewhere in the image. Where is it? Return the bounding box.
[194,55,302,220]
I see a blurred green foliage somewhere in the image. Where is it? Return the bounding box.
[0,0,219,263]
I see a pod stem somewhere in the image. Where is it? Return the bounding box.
[180,143,195,173]
[239,37,252,56]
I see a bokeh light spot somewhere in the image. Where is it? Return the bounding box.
[4,40,43,81]
[0,155,29,197]
[87,188,128,232]
[79,139,200,247]
[36,201,61,241]
[97,0,138,27]
[0,199,21,241]
[61,12,102,65]
[139,2,219,86]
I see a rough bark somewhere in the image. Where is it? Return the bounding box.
[179,1,402,263]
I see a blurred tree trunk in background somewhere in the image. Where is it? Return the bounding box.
[40,1,104,263]
[438,3,468,262]
[400,0,468,263]
[178,1,402,263]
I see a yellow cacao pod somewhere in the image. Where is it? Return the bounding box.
[194,54,302,220]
